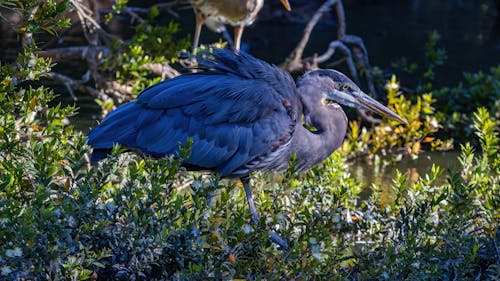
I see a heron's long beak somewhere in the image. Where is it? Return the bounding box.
[327,89,407,124]
[280,0,292,11]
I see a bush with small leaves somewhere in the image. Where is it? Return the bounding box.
[0,1,498,280]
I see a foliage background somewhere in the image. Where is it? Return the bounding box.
[0,0,498,280]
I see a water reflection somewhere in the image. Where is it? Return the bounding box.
[350,151,461,203]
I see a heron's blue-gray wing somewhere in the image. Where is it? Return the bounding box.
[88,49,298,176]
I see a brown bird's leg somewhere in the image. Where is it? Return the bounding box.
[233,25,244,50]
[193,10,204,49]
[240,176,288,249]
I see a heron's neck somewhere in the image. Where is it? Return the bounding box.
[291,86,348,171]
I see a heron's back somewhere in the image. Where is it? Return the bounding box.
[87,49,299,177]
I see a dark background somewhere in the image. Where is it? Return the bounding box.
[1,0,498,85]
[0,0,498,122]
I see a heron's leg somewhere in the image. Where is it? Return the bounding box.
[233,25,244,50]
[241,176,259,224]
[240,177,288,249]
[193,10,204,49]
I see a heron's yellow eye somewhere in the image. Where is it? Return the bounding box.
[341,84,349,91]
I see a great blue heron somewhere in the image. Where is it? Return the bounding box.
[88,49,406,248]
[190,0,291,50]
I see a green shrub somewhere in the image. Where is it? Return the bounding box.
[3,86,495,276]
[0,2,498,280]
[391,30,500,142]
[434,66,500,141]
[342,75,453,162]
[1,56,498,278]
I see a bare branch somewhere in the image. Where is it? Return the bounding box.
[39,46,109,61]
[281,0,338,72]
[343,35,380,99]
[45,71,105,100]
[357,109,382,125]
[101,1,181,24]
[335,0,346,39]
[40,25,79,50]
[122,6,146,24]
[142,63,181,80]
[326,57,348,68]
[310,40,360,84]
[121,3,182,23]
[280,0,382,123]
[69,0,122,44]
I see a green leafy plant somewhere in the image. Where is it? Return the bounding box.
[434,66,500,141]
[103,20,190,95]
[1,2,498,280]
[391,30,447,93]
[342,75,453,162]
[390,30,499,142]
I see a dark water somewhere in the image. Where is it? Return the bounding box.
[244,0,499,85]
[350,151,461,202]
[345,0,500,85]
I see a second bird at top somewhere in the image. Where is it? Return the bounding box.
[190,0,291,50]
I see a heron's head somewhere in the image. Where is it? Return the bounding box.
[298,69,407,124]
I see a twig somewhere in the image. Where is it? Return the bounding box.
[343,35,381,99]
[40,24,79,50]
[280,0,382,123]
[45,71,106,100]
[69,0,122,44]
[101,1,181,22]
[70,0,120,100]
[313,40,360,84]
[22,0,42,47]
[123,6,145,24]
[326,57,347,68]
[143,63,181,80]
[151,1,182,18]
[281,0,338,72]
[39,46,109,61]
[357,109,382,125]
[335,0,346,39]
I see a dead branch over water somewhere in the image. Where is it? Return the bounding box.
[280,0,382,123]
[281,0,380,101]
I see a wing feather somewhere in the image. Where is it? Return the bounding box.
[88,49,298,176]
